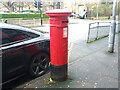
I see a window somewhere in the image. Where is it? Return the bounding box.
[0,30,13,45]
[2,29,26,43]
[21,31,40,39]
[0,28,40,45]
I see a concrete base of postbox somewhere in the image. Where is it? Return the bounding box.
[50,64,68,81]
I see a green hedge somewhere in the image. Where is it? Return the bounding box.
[1,14,49,18]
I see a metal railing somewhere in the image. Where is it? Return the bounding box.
[87,21,120,43]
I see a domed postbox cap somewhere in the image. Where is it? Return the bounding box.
[46,9,71,17]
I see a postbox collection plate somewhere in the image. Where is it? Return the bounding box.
[63,28,68,38]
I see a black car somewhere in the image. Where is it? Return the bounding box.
[0,23,50,85]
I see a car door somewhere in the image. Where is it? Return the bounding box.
[1,29,29,82]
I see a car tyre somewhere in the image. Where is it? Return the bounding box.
[29,52,50,78]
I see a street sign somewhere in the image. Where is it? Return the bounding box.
[34,0,42,9]
[34,0,38,8]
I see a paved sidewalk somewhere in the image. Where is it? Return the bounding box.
[15,34,119,89]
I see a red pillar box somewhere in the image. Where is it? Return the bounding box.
[46,9,71,81]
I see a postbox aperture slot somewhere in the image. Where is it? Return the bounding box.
[62,20,68,24]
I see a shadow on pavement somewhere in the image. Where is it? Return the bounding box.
[2,75,32,89]
[2,70,50,90]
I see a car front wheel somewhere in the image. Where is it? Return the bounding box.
[29,52,50,77]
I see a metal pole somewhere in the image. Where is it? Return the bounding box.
[96,22,99,40]
[40,9,43,26]
[39,8,43,26]
[108,0,117,53]
[87,23,91,43]
[96,0,99,20]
